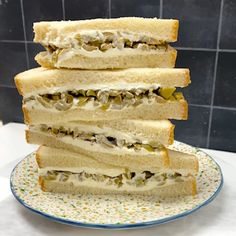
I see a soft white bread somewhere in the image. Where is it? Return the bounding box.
[39,176,196,197]
[36,146,126,174]
[15,67,190,96]
[23,99,188,124]
[167,149,199,174]
[28,119,175,146]
[34,18,179,43]
[35,146,198,174]
[35,47,177,69]
[31,134,170,171]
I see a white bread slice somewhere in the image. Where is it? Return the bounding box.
[36,146,125,174]
[23,98,188,124]
[39,176,196,197]
[28,119,174,146]
[36,146,198,174]
[15,67,190,96]
[167,150,199,174]
[34,18,179,43]
[35,46,177,69]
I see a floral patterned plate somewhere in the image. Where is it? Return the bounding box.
[10,141,223,229]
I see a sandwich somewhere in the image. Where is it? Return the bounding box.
[15,67,190,124]
[27,120,175,168]
[33,17,178,69]
[37,146,198,196]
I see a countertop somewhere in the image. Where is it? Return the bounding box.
[0,123,236,236]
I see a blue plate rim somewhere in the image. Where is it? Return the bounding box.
[10,147,224,229]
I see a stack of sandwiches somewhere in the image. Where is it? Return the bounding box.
[15,17,198,197]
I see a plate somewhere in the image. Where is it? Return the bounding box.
[10,141,223,229]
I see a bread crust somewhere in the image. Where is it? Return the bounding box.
[38,177,196,196]
[35,47,177,69]
[33,18,179,42]
[35,144,42,168]
[38,176,46,191]
[192,178,197,195]
[23,106,30,124]
[169,124,175,144]
[14,75,23,96]
[15,66,190,96]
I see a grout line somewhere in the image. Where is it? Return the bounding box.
[189,103,236,111]
[206,0,224,148]
[0,39,26,43]
[213,106,236,111]
[0,40,34,43]
[62,0,65,20]
[218,48,236,53]
[0,85,16,89]
[159,0,163,18]
[26,41,35,44]
[177,47,236,53]
[20,0,29,69]
[189,104,210,108]
[0,40,38,46]
[108,0,111,18]
[175,47,216,52]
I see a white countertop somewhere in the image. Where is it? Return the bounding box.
[0,123,236,236]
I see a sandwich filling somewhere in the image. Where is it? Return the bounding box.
[42,30,169,61]
[40,169,193,191]
[36,124,164,153]
[24,88,183,112]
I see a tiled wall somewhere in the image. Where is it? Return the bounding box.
[0,0,235,152]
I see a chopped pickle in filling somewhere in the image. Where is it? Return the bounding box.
[45,31,168,58]
[23,88,182,111]
[42,170,185,188]
[159,88,176,99]
[39,124,163,152]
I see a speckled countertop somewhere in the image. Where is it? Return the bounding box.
[0,123,236,236]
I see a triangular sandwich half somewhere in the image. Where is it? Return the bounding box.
[33,17,178,69]
[37,146,198,196]
[15,67,190,123]
[27,120,175,169]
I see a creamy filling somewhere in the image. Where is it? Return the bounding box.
[41,169,192,191]
[42,30,168,59]
[41,30,170,63]
[23,88,182,112]
[31,123,141,144]
[23,83,174,98]
[39,166,193,178]
[39,167,125,177]
[53,47,169,64]
[36,124,164,154]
